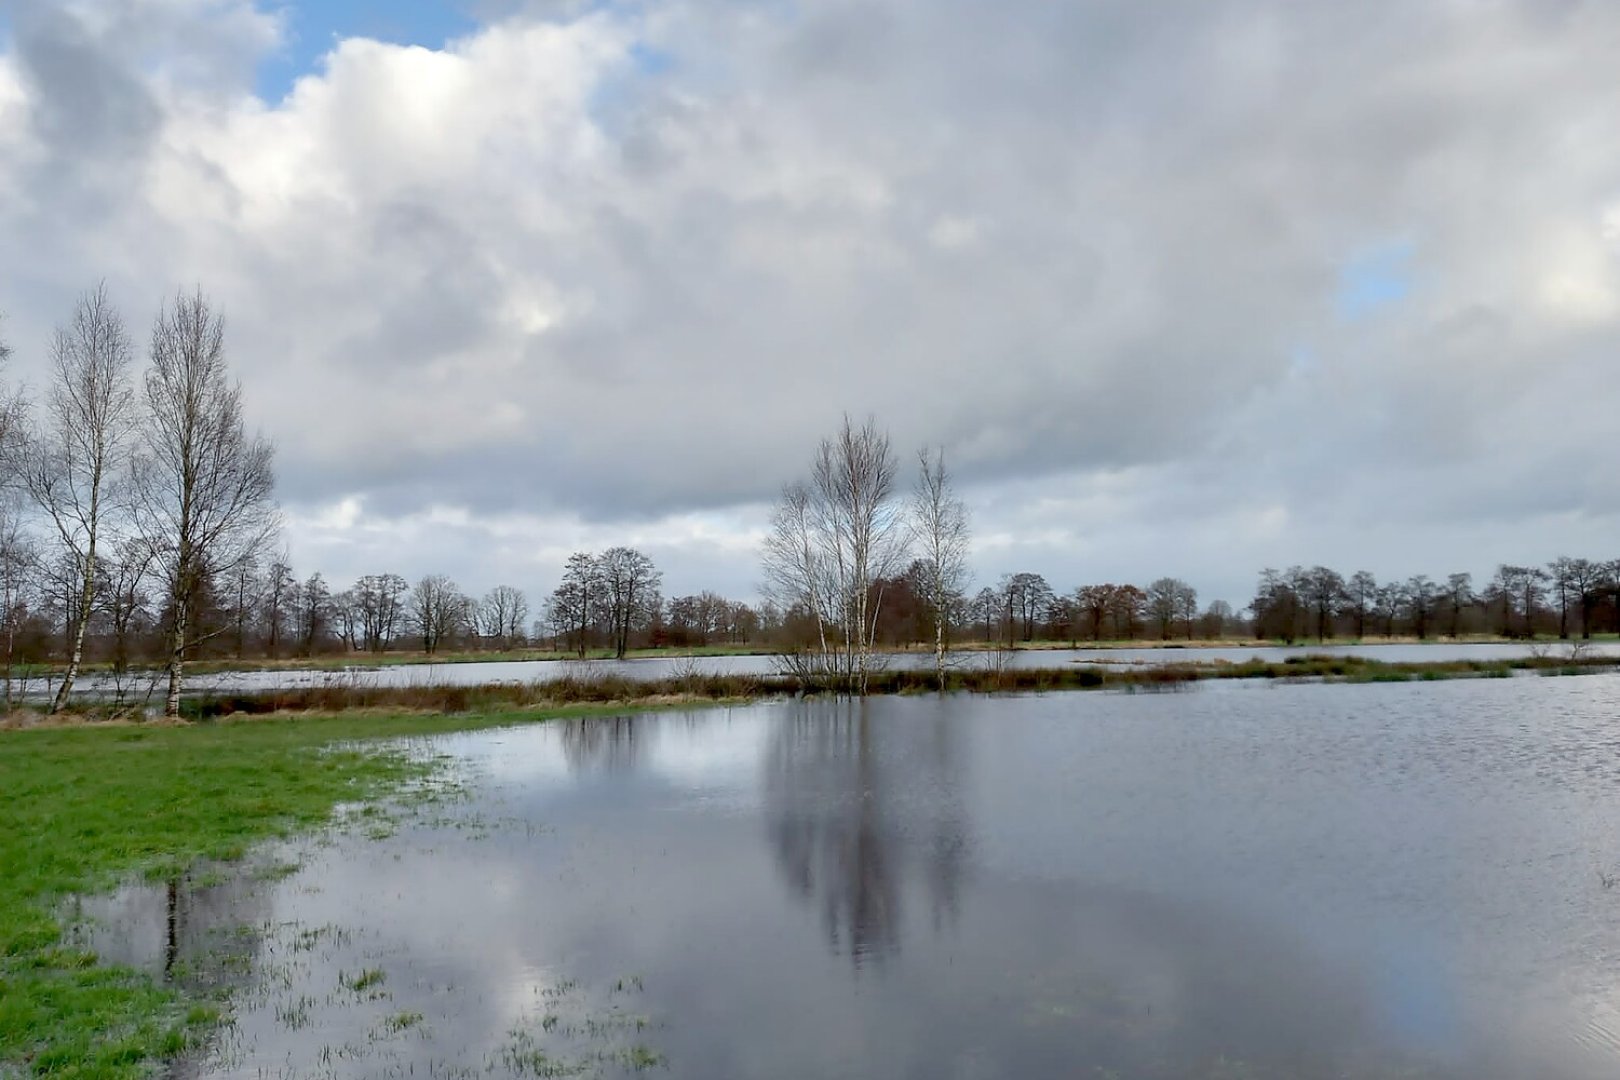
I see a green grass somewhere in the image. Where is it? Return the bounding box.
[0,707,632,1080]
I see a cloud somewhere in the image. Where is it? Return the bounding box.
[3,0,1620,602]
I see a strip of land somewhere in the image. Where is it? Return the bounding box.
[29,632,1619,680]
[158,652,1620,716]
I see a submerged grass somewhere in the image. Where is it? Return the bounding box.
[0,706,638,1080]
[162,652,1620,716]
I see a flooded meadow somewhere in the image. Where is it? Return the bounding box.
[68,675,1620,1079]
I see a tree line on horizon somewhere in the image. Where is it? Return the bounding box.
[5,301,1615,710]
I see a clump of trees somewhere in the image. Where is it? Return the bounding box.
[1246,561,1620,644]
[1,286,277,716]
[541,547,663,659]
[761,415,974,692]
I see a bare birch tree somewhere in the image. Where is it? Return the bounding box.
[19,286,139,710]
[134,289,277,716]
[911,447,970,690]
[761,415,905,693]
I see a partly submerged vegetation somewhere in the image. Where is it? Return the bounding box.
[97,650,1620,720]
[0,708,622,1078]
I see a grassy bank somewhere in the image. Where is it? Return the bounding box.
[162,652,1620,717]
[0,707,649,1079]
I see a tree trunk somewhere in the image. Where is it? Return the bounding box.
[933,586,946,692]
[51,540,97,713]
[165,602,187,718]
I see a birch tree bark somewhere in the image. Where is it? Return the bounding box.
[19,285,138,712]
[911,447,970,691]
[134,289,277,717]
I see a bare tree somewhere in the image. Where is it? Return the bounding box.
[1146,577,1200,641]
[1252,568,1304,643]
[1346,571,1378,639]
[1199,598,1234,639]
[548,552,600,657]
[0,499,38,711]
[599,547,661,659]
[973,585,1000,642]
[225,553,263,658]
[1299,566,1345,642]
[1145,577,1185,640]
[477,585,529,649]
[1374,581,1405,637]
[1076,584,1111,641]
[1564,558,1603,640]
[103,537,156,700]
[1174,580,1199,639]
[1406,575,1437,640]
[911,448,970,689]
[15,287,138,709]
[134,289,277,716]
[1444,572,1473,638]
[761,415,905,692]
[1001,572,1052,642]
[262,553,296,657]
[298,572,330,655]
[350,573,409,652]
[410,574,466,654]
[1546,557,1602,640]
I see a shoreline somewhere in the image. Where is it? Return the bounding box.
[6,651,1614,726]
[14,633,1615,683]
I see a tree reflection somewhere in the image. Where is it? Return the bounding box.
[559,714,645,774]
[63,856,273,993]
[765,698,968,964]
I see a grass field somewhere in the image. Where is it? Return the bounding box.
[0,707,641,1079]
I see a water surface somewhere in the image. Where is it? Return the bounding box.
[76,675,1620,1078]
[47,639,1620,700]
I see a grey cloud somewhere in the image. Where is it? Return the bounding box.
[4,0,1620,597]
[10,1,162,180]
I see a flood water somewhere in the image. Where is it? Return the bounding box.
[74,674,1620,1079]
[44,639,1620,700]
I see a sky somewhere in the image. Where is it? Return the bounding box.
[2,0,1619,610]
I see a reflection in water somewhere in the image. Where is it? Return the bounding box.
[560,714,646,774]
[66,851,276,996]
[765,698,968,963]
[58,677,1620,1079]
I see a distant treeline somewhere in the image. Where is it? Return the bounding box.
[4,552,1614,679]
[4,299,1611,701]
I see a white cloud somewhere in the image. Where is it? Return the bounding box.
[4,0,1620,605]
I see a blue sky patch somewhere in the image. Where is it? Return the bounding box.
[258,0,480,102]
[1336,240,1415,321]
